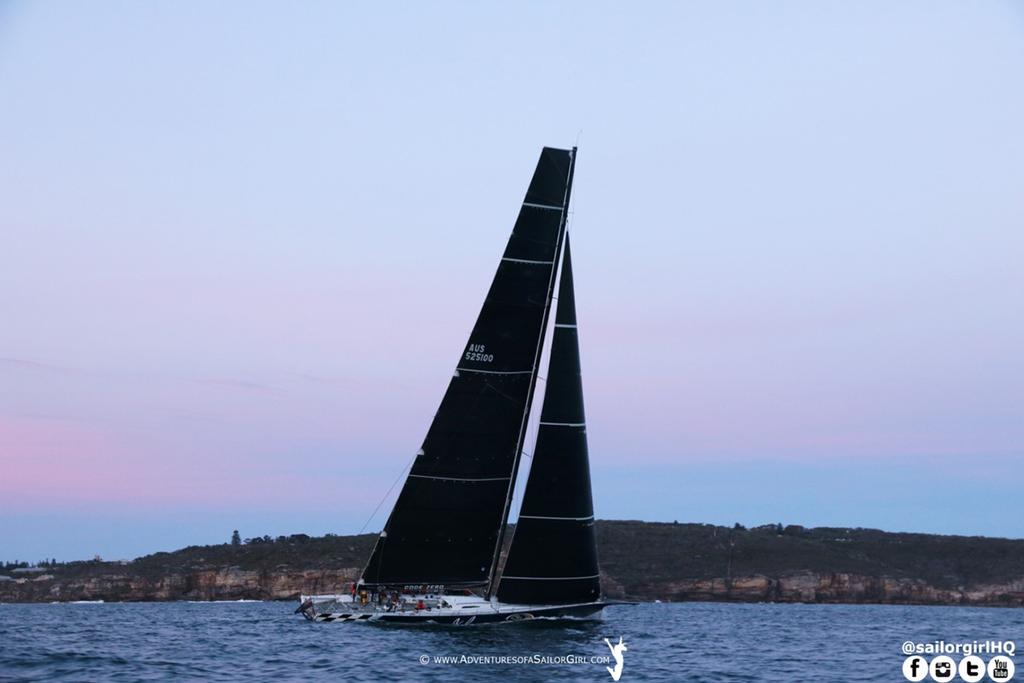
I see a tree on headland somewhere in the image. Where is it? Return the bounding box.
[231,530,241,546]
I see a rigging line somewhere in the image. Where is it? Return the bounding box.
[357,452,417,535]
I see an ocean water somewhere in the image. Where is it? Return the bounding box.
[0,601,1020,682]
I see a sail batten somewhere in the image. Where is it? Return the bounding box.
[359,147,574,588]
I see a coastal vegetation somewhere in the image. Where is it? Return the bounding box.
[2,521,1021,606]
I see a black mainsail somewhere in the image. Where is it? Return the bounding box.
[360,147,576,588]
[497,236,601,605]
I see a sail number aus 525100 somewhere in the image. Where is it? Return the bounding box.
[464,344,494,363]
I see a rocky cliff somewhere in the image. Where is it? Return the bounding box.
[2,521,1022,606]
[0,567,360,603]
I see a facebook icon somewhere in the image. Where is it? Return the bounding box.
[902,655,927,681]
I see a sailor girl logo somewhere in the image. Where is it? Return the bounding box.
[604,637,627,681]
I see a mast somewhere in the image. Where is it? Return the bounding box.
[485,147,577,599]
[360,147,575,589]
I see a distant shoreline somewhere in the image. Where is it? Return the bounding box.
[5,600,1021,610]
[3,521,1022,607]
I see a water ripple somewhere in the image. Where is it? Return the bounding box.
[0,602,1020,681]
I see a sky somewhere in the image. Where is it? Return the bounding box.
[1,1,1022,562]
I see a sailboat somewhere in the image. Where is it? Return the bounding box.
[298,146,611,624]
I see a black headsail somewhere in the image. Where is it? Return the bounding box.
[360,147,576,588]
[497,236,601,605]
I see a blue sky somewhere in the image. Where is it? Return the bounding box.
[1,1,1022,561]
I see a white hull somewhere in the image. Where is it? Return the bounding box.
[297,593,606,624]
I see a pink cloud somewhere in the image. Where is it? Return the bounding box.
[0,415,388,509]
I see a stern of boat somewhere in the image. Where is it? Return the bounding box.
[295,593,356,621]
